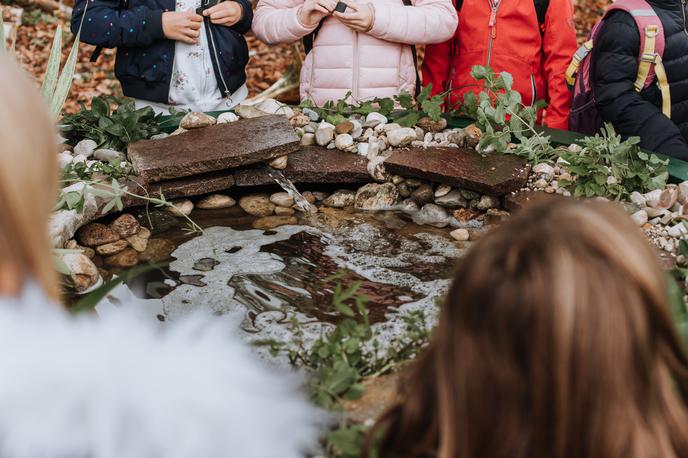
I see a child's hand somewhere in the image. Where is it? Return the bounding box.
[297,0,337,28]
[203,1,244,26]
[162,10,203,44]
[334,2,374,32]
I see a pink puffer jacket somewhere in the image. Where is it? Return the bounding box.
[253,0,458,106]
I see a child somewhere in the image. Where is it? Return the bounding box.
[252,0,458,106]
[589,0,688,158]
[71,0,253,114]
[0,54,320,458]
[422,0,577,130]
[369,200,688,457]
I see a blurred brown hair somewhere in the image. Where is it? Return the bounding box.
[0,53,61,300]
[369,199,688,458]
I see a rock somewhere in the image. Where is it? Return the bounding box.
[405,178,423,188]
[270,192,295,208]
[397,182,412,198]
[196,194,236,209]
[382,123,402,133]
[96,239,130,256]
[94,148,125,163]
[435,184,452,198]
[269,155,289,170]
[646,188,678,209]
[150,133,170,140]
[274,206,296,216]
[72,154,87,164]
[465,124,482,148]
[301,133,316,146]
[400,198,419,213]
[678,181,688,204]
[533,178,549,189]
[126,227,151,253]
[417,116,448,132]
[335,134,355,150]
[350,120,363,138]
[668,222,688,238]
[315,123,335,146]
[139,238,176,262]
[453,208,481,223]
[302,108,320,122]
[476,195,501,211]
[355,183,400,210]
[364,112,388,128]
[533,162,555,181]
[235,104,270,119]
[256,99,294,118]
[165,199,194,217]
[447,130,466,147]
[357,143,369,156]
[216,112,239,124]
[73,139,97,158]
[630,191,647,208]
[631,210,649,227]
[129,115,299,183]
[170,127,187,136]
[335,121,354,135]
[290,114,311,128]
[61,253,100,292]
[450,228,470,241]
[239,194,275,217]
[323,189,356,208]
[180,112,217,129]
[149,172,236,202]
[435,190,468,208]
[302,191,318,204]
[413,203,450,228]
[411,184,434,206]
[57,152,73,170]
[252,216,299,230]
[108,214,140,238]
[387,127,418,147]
[193,257,220,272]
[104,248,139,268]
[77,223,120,247]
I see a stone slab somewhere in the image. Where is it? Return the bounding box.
[503,190,563,212]
[385,147,530,196]
[234,146,370,187]
[150,171,236,201]
[128,115,300,183]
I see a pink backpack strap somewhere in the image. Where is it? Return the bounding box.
[605,0,665,89]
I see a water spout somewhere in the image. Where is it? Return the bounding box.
[267,169,317,214]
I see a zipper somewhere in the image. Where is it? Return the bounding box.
[682,0,687,36]
[352,31,360,100]
[205,19,233,100]
[530,74,537,105]
[486,0,500,65]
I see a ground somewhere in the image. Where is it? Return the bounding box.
[3,0,605,112]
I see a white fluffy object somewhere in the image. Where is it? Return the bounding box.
[0,290,321,458]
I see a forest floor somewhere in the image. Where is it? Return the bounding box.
[3,0,607,112]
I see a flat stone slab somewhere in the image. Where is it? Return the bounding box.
[234,146,370,187]
[128,115,300,183]
[385,147,530,196]
[150,171,236,201]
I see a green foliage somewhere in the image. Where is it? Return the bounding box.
[558,124,668,199]
[327,424,372,458]
[61,97,162,151]
[300,85,445,128]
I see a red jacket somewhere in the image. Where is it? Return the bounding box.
[422,0,577,130]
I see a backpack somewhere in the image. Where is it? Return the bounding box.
[566,0,671,135]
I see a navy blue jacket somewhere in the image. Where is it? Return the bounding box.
[71,0,252,104]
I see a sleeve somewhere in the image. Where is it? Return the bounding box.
[230,0,254,34]
[71,0,165,48]
[367,0,458,45]
[252,0,317,44]
[541,0,577,129]
[592,12,688,159]
[421,33,457,96]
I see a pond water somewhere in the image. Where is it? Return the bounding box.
[126,202,470,347]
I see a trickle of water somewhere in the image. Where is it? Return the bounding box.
[267,169,317,214]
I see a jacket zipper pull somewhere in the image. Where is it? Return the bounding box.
[488,6,497,38]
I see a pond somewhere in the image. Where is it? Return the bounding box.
[123,201,470,348]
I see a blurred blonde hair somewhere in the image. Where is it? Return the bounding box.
[0,53,60,301]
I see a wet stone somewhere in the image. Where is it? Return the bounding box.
[196,194,236,210]
[275,206,296,216]
[179,275,207,287]
[270,192,294,208]
[77,223,120,247]
[411,184,434,206]
[61,253,100,292]
[252,216,299,230]
[323,189,356,208]
[139,238,176,263]
[239,195,275,217]
[126,227,151,253]
[413,203,450,228]
[385,147,530,196]
[435,190,468,208]
[109,214,140,238]
[193,257,220,272]
[148,171,236,201]
[95,239,130,256]
[104,248,139,268]
[128,115,300,183]
[355,183,400,211]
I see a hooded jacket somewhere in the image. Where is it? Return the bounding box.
[422,0,577,130]
[591,0,688,159]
